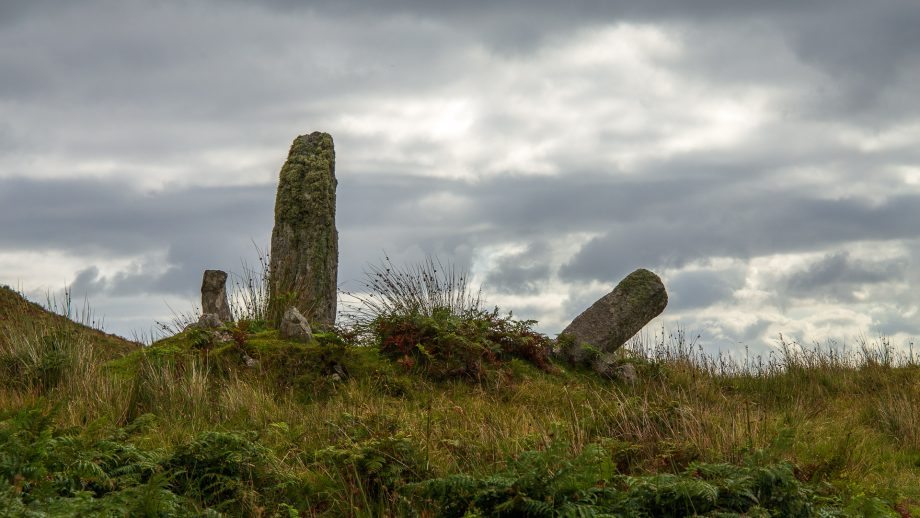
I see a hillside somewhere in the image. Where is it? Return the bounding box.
[0,285,139,359]
[1,291,919,516]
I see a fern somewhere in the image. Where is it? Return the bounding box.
[314,432,428,499]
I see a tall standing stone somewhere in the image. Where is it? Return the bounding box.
[201,269,232,323]
[560,268,667,357]
[268,132,338,328]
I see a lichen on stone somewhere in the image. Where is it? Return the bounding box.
[268,132,339,329]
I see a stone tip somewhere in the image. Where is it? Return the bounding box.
[627,268,660,279]
[201,270,228,289]
[293,132,334,146]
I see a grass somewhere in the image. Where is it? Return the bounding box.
[0,285,137,358]
[2,277,920,516]
[341,254,482,330]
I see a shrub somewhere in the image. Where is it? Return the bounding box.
[163,430,280,513]
[374,307,553,379]
[314,433,428,502]
[406,441,879,517]
[0,404,206,516]
[344,255,482,328]
[343,256,552,379]
[405,441,622,517]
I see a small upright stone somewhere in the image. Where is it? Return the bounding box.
[279,307,314,342]
[201,270,231,323]
[268,132,338,329]
[561,268,667,354]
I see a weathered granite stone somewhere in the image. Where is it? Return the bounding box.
[279,306,315,342]
[561,268,667,354]
[591,353,638,384]
[201,270,231,323]
[268,132,338,329]
[197,313,223,329]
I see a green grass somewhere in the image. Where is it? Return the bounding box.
[1,286,919,516]
[0,286,137,359]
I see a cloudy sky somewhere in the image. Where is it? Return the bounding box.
[2,1,919,353]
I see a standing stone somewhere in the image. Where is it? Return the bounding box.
[268,132,338,329]
[201,269,231,323]
[561,268,667,355]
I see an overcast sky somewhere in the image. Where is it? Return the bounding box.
[2,0,919,353]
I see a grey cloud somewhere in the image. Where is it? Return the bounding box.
[781,252,906,303]
[334,169,920,294]
[5,161,920,336]
[666,268,744,311]
[871,312,920,337]
[739,319,772,343]
[783,4,920,119]
[0,177,274,298]
[0,3,470,170]
[0,174,483,300]
[560,192,920,284]
[0,177,274,256]
[3,0,920,347]
[483,242,552,295]
[249,0,918,98]
[70,266,104,297]
[786,252,901,291]
[2,0,916,190]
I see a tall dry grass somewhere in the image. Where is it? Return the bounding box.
[3,296,920,512]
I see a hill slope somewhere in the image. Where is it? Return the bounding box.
[0,285,138,359]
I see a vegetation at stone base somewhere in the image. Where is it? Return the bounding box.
[343,255,552,380]
[342,255,483,329]
[2,282,920,516]
[372,308,553,380]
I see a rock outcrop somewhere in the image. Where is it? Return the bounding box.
[561,268,667,355]
[200,269,232,324]
[268,132,338,329]
[279,306,314,342]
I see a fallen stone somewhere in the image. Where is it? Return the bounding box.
[201,270,232,323]
[561,268,667,354]
[279,306,314,342]
[268,132,338,329]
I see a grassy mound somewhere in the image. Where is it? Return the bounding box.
[107,322,409,403]
[2,271,919,516]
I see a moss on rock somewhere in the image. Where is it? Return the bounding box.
[561,268,668,355]
[268,132,338,329]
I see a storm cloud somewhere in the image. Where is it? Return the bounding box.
[1,0,919,350]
